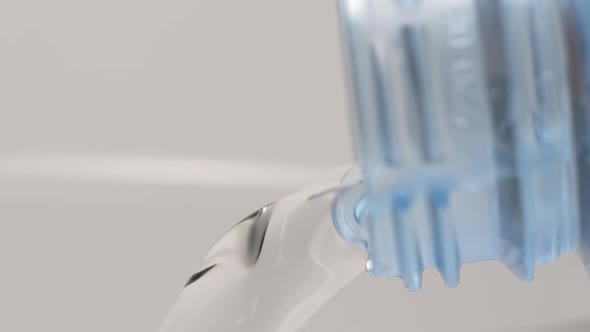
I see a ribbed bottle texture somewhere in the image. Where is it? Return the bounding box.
[335,0,590,289]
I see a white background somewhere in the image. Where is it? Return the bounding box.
[1,1,589,331]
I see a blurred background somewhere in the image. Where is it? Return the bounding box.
[0,1,589,331]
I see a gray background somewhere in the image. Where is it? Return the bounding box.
[1,1,589,331]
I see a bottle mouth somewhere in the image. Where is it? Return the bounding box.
[335,0,590,290]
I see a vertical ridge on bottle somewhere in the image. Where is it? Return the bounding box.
[401,25,441,162]
[392,194,424,292]
[429,189,460,287]
[338,0,389,172]
[365,194,399,277]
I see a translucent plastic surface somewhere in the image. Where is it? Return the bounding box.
[335,0,590,290]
